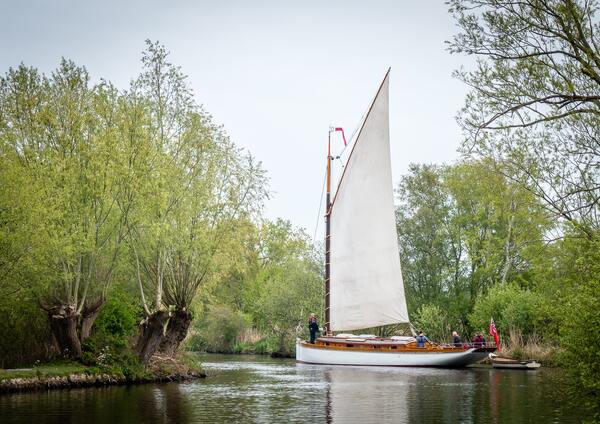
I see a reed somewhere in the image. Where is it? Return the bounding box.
[498,329,560,365]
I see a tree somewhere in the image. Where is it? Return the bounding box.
[450,3,600,405]
[0,62,135,356]
[396,164,463,314]
[244,220,323,353]
[396,160,550,328]
[127,41,267,362]
[448,0,600,230]
[557,234,600,408]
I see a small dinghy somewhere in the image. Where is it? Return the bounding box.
[489,353,541,369]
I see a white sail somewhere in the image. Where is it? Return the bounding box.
[329,72,409,331]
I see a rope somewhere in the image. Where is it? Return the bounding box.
[312,165,327,243]
[312,100,371,243]
[338,101,371,158]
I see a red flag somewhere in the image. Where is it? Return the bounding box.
[334,127,347,146]
[489,318,499,347]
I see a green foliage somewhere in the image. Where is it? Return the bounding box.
[448,1,600,409]
[0,290,55,368]
[397,160,550,329]
[412,304,452,343]
[243,220,323,354]
[90,289,141,349]
[469,284,541,341]
[126,40,268,321]
[188,304,249,353]
[560,278,600,405]
[0,41,269,362]
[80,340,147,380]
[188,219,323,356]
[555,235,600,412]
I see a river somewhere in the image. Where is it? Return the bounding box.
[0,354,589,423]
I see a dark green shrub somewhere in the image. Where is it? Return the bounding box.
[469,284,541,341]
[92,289,141,348]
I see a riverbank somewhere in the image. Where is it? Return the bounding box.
[0,356,205,395]
[194,348,294,359]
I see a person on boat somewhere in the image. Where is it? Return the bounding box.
[472,333,485,347]
[452,331,462,347]
[308,314,319,344]
[416,331,429,348]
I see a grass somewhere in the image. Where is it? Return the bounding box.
[1,353,203,383]
[0,361,89,381]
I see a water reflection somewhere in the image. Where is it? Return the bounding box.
[313,365,479,423]
[0,354,589,423]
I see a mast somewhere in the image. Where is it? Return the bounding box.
[325,129,332,335]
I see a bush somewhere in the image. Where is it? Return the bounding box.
[413,304,453,342]
[78,288,144,377]
[0,291,56,367]
[469,284,541,342]
[560,278,600,412]
[188,304,249,352]
[92,289,141,348]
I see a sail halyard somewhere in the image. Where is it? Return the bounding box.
[330,67,392,209]
[328,70,410,332]
[324,131,332,335]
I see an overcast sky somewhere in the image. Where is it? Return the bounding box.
[1,0,472,236]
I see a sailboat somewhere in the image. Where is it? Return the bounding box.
[296,70,496,367]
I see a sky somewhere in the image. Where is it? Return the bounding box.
[1,0,472,236]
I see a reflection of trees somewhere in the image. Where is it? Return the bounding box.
[0,363,590,423]
[0,384,194,423]
[323,366,410,423]
[405,369,475,423]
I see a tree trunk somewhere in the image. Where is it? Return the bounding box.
[48,305,82,357]
[80,298,105,342]
[158,309,192,357]
[135,310,169,364]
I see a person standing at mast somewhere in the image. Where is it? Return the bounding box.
[308,314,319,344]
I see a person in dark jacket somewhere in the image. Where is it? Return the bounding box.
[452,331,462,347]
[308,313,319,344]
[416,331,429,348]
[472,333,485,347]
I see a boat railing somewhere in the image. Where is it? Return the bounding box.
[433,342,497,349]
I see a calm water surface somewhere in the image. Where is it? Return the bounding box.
[0,354,589,423]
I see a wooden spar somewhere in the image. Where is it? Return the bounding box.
[325,130,332,335]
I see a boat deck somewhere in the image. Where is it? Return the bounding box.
[303,337,496,354]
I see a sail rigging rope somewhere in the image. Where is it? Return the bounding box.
[312,165,327,243]
[312,97,374,244]
[339,101,372,158]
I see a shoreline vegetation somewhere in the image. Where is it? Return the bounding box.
[0,356,205,395]
[0,342,558,396]
[189,336,560,365]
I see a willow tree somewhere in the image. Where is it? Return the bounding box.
[448,0,600,230]
[0,62,138,356]
[128,41,267,363]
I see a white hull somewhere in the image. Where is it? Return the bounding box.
[296,340,489,367]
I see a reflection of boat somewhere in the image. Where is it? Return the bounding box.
[296,70,495,367]
[489,353,541,369]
